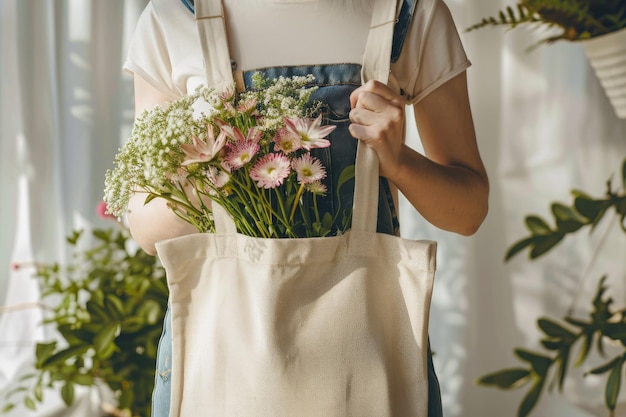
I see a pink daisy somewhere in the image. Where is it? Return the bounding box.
[291,154,327,184]
[250,153,291,189]
[225,141,260,170]
[273,128,302,154]
[283,115,335,150]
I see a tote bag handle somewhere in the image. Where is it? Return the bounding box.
[195,0,400,234]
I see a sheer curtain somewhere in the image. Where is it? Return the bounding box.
[2,1,626,417]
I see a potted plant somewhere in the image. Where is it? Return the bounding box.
[477,160,626,417]
[3,204,167,417]
[467,0,626,118]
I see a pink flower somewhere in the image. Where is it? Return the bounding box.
[283,115,335,150]
[291,154,326,184]
[273,128,302,154]
[250,153,291,189]
[236,97,258,114]
[217,121,262,144]
[181,127,226,166]
[225,141,260,170]
[96,201,116,220]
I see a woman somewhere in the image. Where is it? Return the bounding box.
[124,0,488,415]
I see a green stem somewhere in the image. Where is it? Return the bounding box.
[289,183,306,221]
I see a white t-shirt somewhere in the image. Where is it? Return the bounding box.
[124,0,470,105]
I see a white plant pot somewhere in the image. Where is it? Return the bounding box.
[580,27,626,119]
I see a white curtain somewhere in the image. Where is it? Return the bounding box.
[2,1,626,417]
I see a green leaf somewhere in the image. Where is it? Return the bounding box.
[41,344,89,368]
[505,236,535,261]
[61,382,75,406]
[34,382,43,402]
[94,324,119,355]
[575,332,594,366]
[24,397,36,411]
[564,317,590,328]
[2,403,15,413]
[537,318,575,339]
[476,368,531,389]
[530,233,564,259]
[525,215,552,235]
[104,294,125,321]
[66,229,83,245]
[119,386,135,410]
[335,165,355,199]
[603,323,626,343]
[573,196,608,225]
[552,203,586,233]
[514,349,552,375]
[93,228,112,242]
[519,379,545,417]
[605,355,626,410]
[35,341,57,364]
[557,348,570,391]
[86,300,109,322]
[73,373,94,386]
[588,356,622,376]
[540,340,562,350]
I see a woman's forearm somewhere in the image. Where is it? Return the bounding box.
[389,144,489,236]
[127,192,198,255]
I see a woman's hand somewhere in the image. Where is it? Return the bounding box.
[349,73,489,236]
[348,80,407,179]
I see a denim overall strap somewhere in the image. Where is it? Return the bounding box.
[194,0,233,88]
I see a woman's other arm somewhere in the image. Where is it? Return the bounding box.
[349,71,489,236]
[126,75,197,255]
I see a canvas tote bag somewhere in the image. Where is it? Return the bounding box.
[155,0,437,415]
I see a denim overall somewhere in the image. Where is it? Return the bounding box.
[152,1,442,416]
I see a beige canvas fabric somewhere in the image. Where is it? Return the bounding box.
[124,0,470,104]
[154,0,437,415]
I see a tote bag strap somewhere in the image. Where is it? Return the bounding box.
[196,0,399,235]
[352,0,400,233]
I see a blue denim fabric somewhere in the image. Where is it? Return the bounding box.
[152,308,172,417]
[243,64,399,236]
[152,63,442,417]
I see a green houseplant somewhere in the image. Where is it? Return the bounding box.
[477,160,626,417]
[467,0,626,119]
[467,0,626,45]
[3,205,167,417]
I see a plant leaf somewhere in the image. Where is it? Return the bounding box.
[537,318,576,339]
[605,355,626,411]
[519,379,545,417]
[61,382,75,406]
[41,344,89,368]
[505,236,535,261]
[477,368,531,389]
[588,356,622,376]
[529,233,564,259]
[525,215,552,235]
[94,324,119,356]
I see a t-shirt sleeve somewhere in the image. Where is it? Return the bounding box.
[392,0,471,105]
[123,2,179,100]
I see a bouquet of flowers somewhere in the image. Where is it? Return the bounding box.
[104,74,353,238]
